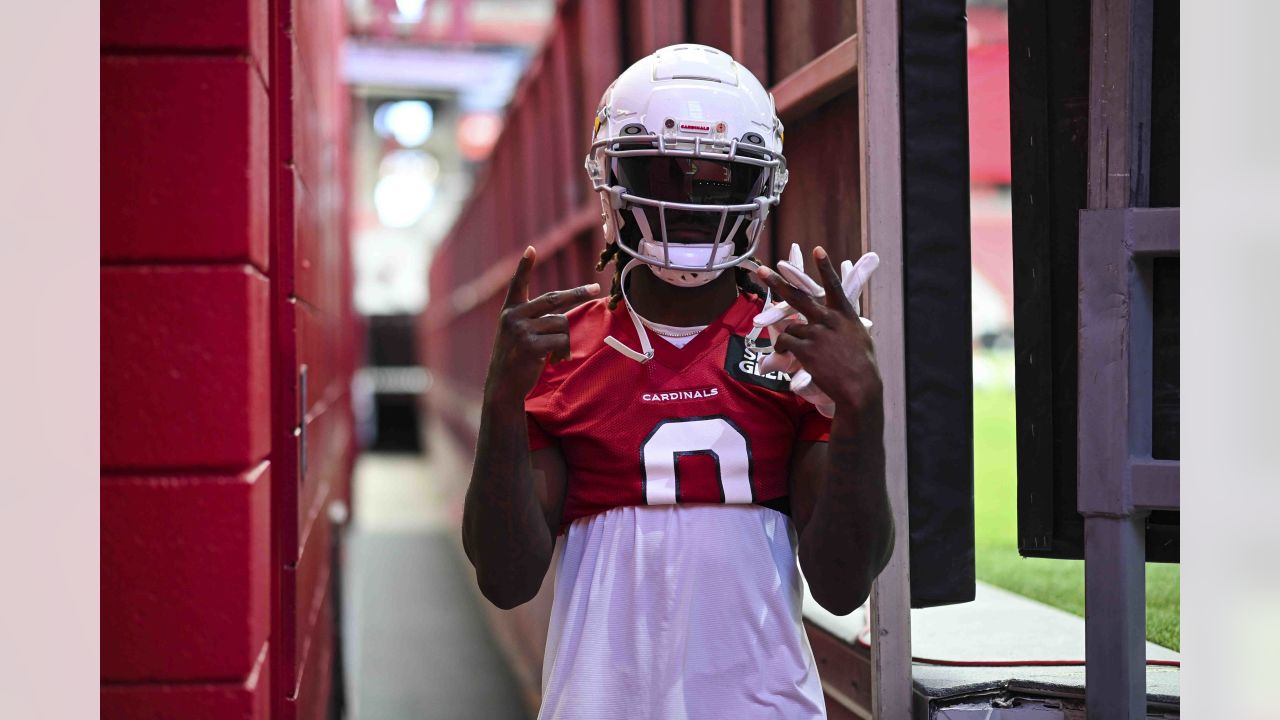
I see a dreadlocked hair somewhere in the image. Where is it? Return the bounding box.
[594,241,769,310]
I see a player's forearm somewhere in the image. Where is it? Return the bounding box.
[798,401,894,615]
[462,394,554,609]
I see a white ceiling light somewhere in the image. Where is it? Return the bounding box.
[373,150,440,228]
[373,100,434,147]
[394,0,427,23]
[375,174,435,228]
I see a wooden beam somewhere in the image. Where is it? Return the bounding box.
[1078,208,1137,516]
[1131,459,1179,510]
[771,35,859,122]
[806,622,874,719]
[1087,0,1154,208]
[1126,207,1179,255]
[1083,514,1148,719]
[728,0,769,83]
[577,0,620,128]
[856,0,911,715]
[626,0,685,58]
[1081,3,1159,714]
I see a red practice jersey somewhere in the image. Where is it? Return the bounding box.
[525,293,831,531]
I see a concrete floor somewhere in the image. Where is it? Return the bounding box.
[341,452,528,720]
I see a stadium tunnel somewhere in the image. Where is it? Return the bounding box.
[101,0,1179,718]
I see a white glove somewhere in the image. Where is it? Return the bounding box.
[751,243,879,418]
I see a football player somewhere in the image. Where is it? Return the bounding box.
[463,44,893,719]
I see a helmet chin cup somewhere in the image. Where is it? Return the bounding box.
[651,266,723,288]
[638,239,731,287]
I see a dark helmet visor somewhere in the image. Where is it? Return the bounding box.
[616,155,765,206]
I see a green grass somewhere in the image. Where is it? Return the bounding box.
[972,380,1180,651]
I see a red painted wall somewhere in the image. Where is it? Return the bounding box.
[101,0,354,717]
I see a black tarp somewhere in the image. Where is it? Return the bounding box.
[900,0,976,607]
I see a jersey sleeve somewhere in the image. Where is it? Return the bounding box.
[524,360,561,451]
[796,401,832,442]
[526,411,556,451]
[521,297,608,452]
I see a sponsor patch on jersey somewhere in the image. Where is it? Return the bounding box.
[641,386,720,403]
[725,334,793,392]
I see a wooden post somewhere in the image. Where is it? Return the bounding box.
[1087,0,1153,210]
[858,0,912,715]
[1081,0,1156,715]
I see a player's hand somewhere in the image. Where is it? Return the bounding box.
[484,246,600,405]
[754,243,876,334]
[753,246,882,418]
[751,244,877,416]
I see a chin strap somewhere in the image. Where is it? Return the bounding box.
[604,258,656,363]
[604,256,771,364]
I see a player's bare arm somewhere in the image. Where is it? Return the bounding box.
[760,247,894,615]
[461,246,599,609]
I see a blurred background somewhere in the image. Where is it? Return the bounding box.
[101,0,1178,718]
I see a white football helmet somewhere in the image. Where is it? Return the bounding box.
[585,43,787,286]
[584,44,786,362]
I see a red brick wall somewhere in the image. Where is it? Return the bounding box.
[101,0,354,717]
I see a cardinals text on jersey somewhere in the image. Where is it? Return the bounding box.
[525,294,830,530]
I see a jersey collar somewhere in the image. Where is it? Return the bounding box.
[610,293,758,371]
